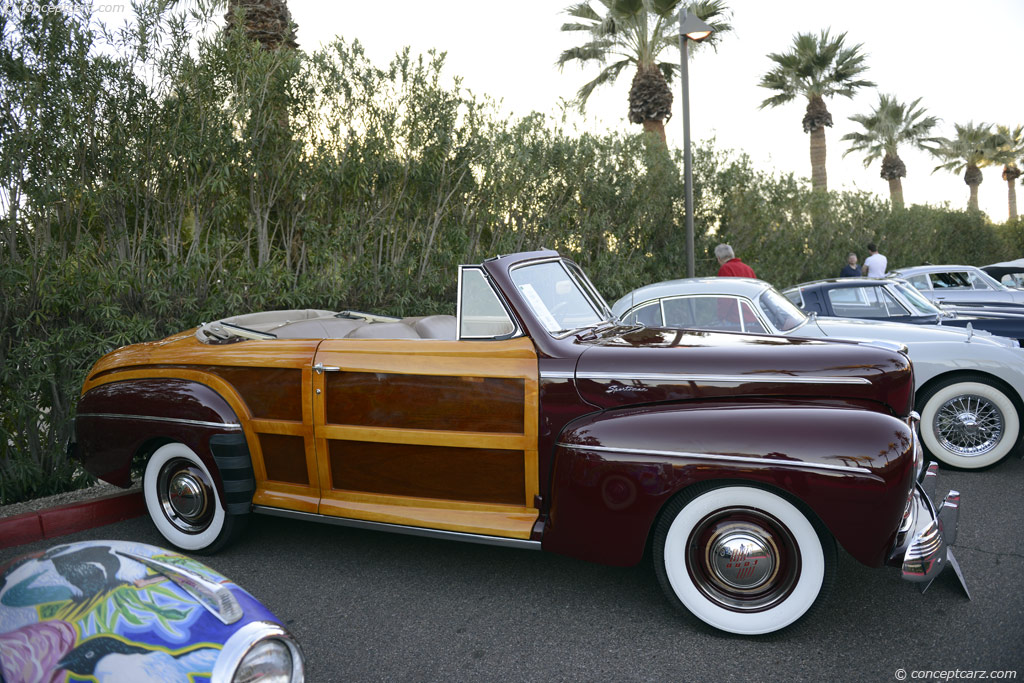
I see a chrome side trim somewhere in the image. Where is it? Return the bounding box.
[539,371,576,380]
[76,412,242,430]
[555,442,872,474]
[252,506,542,551]
[572,372,872,385]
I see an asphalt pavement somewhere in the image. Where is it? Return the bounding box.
[3,456,1022,682]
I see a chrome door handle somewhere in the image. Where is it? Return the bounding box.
[313,363,341,374]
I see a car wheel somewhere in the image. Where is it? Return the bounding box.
[653,484,835,635]
[917,375,1020,470]
[143,442,245,553]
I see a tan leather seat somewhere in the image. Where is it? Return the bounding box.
[273,318,367,339]
[411,315,457,340]
[346,322,421,339]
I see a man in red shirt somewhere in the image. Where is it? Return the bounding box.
[715,244,756,278]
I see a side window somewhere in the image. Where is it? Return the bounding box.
[929,271,971,289]
[907,275,930,291]
[965,272,992,290]
[737,301,767,333]
[664,296,761,332]
[624,302,662,326]
[458,268,516,339]
[828,286,907,318]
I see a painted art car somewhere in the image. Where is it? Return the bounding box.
[781,277,1024,344]
[613,276,1024,470]
[0,540,303,683]
[71,250,966,635]
[889,264,1024,306]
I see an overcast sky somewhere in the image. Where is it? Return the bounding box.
[275,0,1024,223]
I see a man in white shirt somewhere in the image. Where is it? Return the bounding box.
[862,242,888,277]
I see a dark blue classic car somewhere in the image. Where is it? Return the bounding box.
[783,277,1024,345]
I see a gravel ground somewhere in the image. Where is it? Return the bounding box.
[0,480,140,519]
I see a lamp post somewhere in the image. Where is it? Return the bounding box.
[678,6,713,278]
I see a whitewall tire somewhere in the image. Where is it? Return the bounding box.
[144,442,240,553]
[654,485,835,635]
[917,376,1019,470]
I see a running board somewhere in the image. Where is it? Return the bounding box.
[252,505,542,551]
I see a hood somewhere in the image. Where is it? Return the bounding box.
[573,326,914,416]
[812,316,1017,348]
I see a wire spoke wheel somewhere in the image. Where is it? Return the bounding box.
[918,376,1019,469]
[934,393,1003,456]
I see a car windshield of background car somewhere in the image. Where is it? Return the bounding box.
[510,260,606,334]
[894,282,944,315]
[757,288,808,332]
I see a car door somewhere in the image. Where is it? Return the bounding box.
[311,280,540,541]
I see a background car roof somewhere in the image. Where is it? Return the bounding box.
[611,277,769,315]
[787,277,903,290]
[889,264,988,275]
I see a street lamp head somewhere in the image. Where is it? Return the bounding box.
[678,8,713,42]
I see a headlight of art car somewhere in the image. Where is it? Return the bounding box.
[216,621,305,683]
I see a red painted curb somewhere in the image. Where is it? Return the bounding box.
[0,491,146,551]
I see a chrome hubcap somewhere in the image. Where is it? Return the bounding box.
[709,529,776,590]
[687,508,798,612]
[157,458,213,534]
[934,394,1003,456]
[168,472,206,519]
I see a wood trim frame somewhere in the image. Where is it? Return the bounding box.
[313,337,540,539]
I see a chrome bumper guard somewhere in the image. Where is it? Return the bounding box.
[888,462,970,599]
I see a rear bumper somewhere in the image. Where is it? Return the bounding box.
[887,462,970,597]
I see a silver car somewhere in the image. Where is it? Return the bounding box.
[612,277,1024,470]
[889,264,1024,305]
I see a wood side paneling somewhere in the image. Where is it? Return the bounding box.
[325,373,524,432]
[209,367,303,421]
[329,440,525,506]
[259,433,310,485]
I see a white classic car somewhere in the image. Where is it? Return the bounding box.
[890,264,1024,306]
[612,277,1024,470]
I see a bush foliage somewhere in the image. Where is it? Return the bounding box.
[0,2,1016,503]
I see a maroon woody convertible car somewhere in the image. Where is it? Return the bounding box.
[71,250,967,635]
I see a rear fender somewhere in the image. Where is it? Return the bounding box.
[541,401,915,568]
[75,378,254,512]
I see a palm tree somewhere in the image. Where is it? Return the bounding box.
[994,125,1024,222]
[558,0,732,143]
[840,94,940,209]
[931,122,1002,213]
[223,0,298,50]
[758,30,874,192]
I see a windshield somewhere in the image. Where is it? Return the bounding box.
[894,282,943,315]
[757,287,808,332]
[509,260,610,334]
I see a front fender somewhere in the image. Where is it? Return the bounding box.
[905,341,1024,401]
[541,401,915,568]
